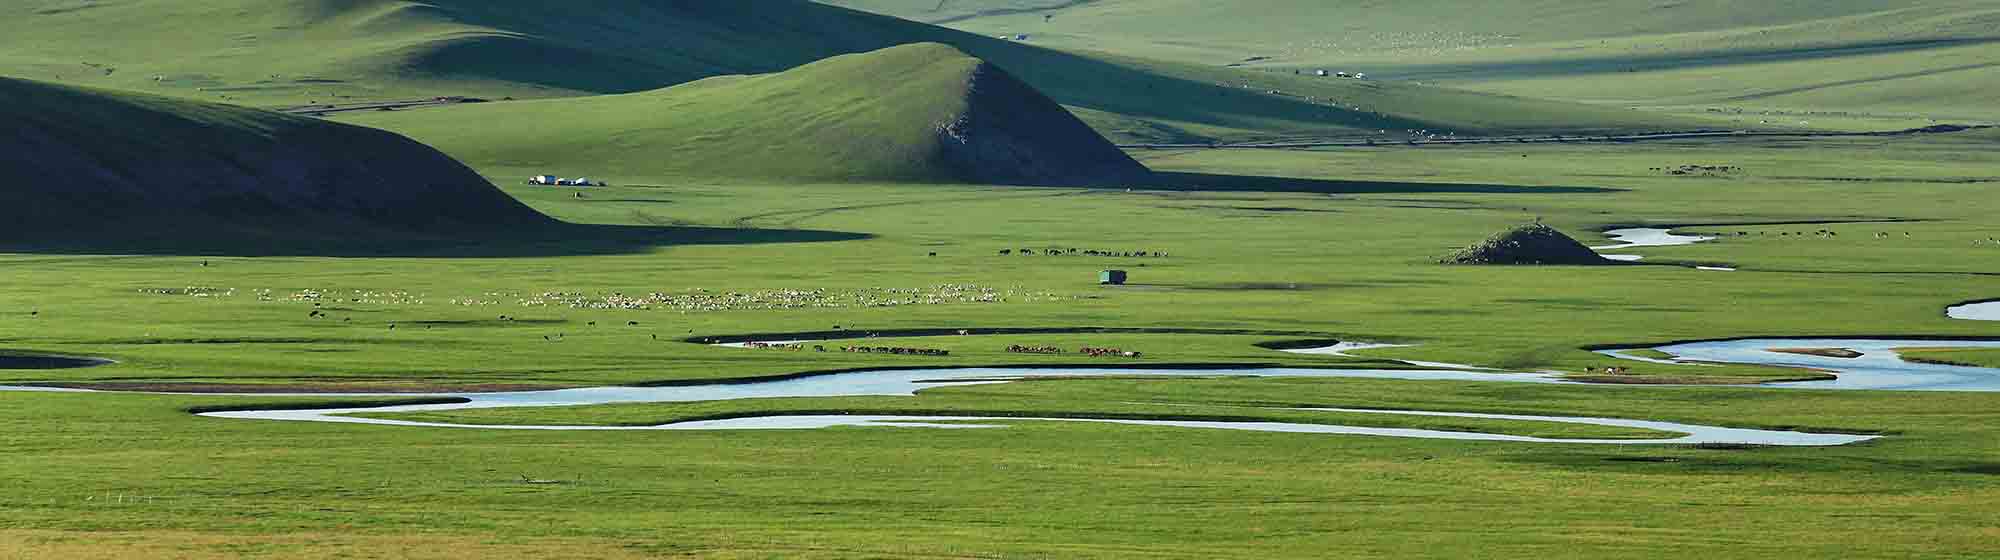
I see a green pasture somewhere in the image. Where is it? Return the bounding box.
[1898,347,2000,368]
[0,0,1714,145]
[5,2,2000,552]
[4,131,2000,556]
[3,134,1997,388]
[827,0,2000,126]
[5,375,2000,557]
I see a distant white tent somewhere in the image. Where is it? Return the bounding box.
[529,175,603,186]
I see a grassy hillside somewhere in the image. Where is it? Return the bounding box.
[0,76,557,251]
[828,0,2000,124]
[346,44,1148,186]
[0,0,1705,143]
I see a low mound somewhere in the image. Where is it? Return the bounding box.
[0,77,554,248]
[1441,224,1615,265]
[351,43,1148,186]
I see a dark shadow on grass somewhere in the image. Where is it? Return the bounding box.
[0,353,114,370]
[1149,172,1622,194]
[0,222,871,258]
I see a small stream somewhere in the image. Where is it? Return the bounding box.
[1599,339,2000,392]
[1948,301,2000,321]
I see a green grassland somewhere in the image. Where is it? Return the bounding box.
[2,134,1997,387]
[7,376,2000,557]
[828,0,2000,126]
[347,43,990,184]
[1898,347,2000,368]
[5,2,2000,556]
[0,0,1711,144]
[3,131,1999,555]
[340,43,1145,186]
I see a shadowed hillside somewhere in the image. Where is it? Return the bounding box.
[0,77,865,255]
[0,0,1706,143]
[0,77,551,239]
[347,44,1148,186]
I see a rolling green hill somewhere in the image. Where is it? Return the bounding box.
[346,43,1149,186]
[0,76,554,250]
[0,0,1706,143]
[826,0,2000,124]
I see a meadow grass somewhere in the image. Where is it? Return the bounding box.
[0,0,1714,145]
[3,135,1996,387]
[4,377,2000,557]
[830,1,2000,126]
[6,2,2000,556]
[1896,347,2000,368]
[2,118,1999,556]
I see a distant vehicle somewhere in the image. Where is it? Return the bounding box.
[1015,34,1030,41]
[1315,70,1329,77]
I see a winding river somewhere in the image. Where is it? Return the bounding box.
[2,365,1865,446]
[10,335,2000,446]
